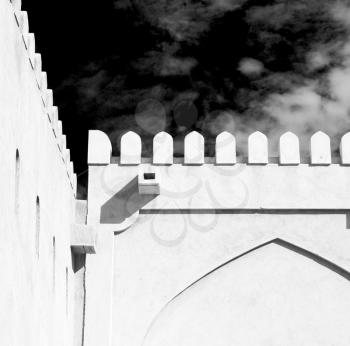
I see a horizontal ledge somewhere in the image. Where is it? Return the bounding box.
[140,209,350,215]
[71,224,96,254]
[110,156,344,165]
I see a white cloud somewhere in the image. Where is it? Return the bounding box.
[238,58,264,77]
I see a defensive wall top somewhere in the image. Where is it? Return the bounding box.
[85,129,350,217]
[88,129,350,166]
[9,0,77,195]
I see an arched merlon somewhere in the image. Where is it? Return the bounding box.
[88,130,112,165]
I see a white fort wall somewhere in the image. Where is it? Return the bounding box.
[85,130,350,346]
[3,0,350,343]
[0,1,79,345]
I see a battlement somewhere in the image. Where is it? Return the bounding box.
[86,130,350,226]
[10,1,77,195]
[85,129,350,345]
[88,130,350,166]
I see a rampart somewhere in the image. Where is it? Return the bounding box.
[3,0,350,344]
[84,129,350,345]
[0,1,85,345]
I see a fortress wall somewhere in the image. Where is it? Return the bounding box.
[0,1,76,345]
[84,130,350,345]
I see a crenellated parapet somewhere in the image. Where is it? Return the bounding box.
[85,128,350,346]
[88,130,350,166]
[10,1,77,195]
[87,129,350,227]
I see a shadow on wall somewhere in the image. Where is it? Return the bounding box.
[100,176,157,224]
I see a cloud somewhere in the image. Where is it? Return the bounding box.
[160,56,197,76]
[238,58,264,77]
[58,0,350,161]
[135,99,167,134]
[252,2,350,155]
[210,0,246,11]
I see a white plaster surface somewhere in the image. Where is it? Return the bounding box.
[184,131,204,164]
[120,131,142,164]
[340,132,350,164]
[310,131,331,165]
[84,227,115,346]
[0,1,76,344]
[88,130,112,165]
[84,129,350,345]
[144,243,350,346]
[279,131,300,165]
[83,213,350,346]
[215,131,236,164]
[18,10,28,33]
[5,0,350,340]
[86,164,350,222]
[248,131,268,164]
[153,131,173,164]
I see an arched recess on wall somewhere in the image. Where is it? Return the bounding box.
[143,238,350,346]
[15,149,20,215]
[35,196,40,258]
[52,236,56,293]
[65,267,69,315]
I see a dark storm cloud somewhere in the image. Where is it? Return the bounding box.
[54,0,350,158]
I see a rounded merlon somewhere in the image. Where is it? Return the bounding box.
[88,130,112,165]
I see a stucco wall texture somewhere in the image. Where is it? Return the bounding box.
[84,130,350,346]
[3,0,350,345]
[0,1,77,345]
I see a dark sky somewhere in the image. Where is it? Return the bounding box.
[22,0,350,196]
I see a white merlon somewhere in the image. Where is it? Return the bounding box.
[61,134,67,153]
[57,120,62,135]
[153,131,173,165]
[340,133,350,165]
[40,71,47,91]
[5,1,76,197]
[48,106,58,125]
[88,130,350,165]
[310,131,331,165]
[184,131,204,165]
[45,89,53,107]
[34,53,41,74]
[12,0,22,11]
[22,31,31,50]
[23,32,35,63]
[215,131,236,165]
[248,131,268,164]
[65,149,70,164]
[120,131,142,165]
[279,131,300,165]
[17,11,28,34]
[69,161,74,180]
[73,173,77,195]
[56,121,63,150]
[88,130,112,165]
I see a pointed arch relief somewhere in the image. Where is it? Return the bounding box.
[143,239,350,346]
